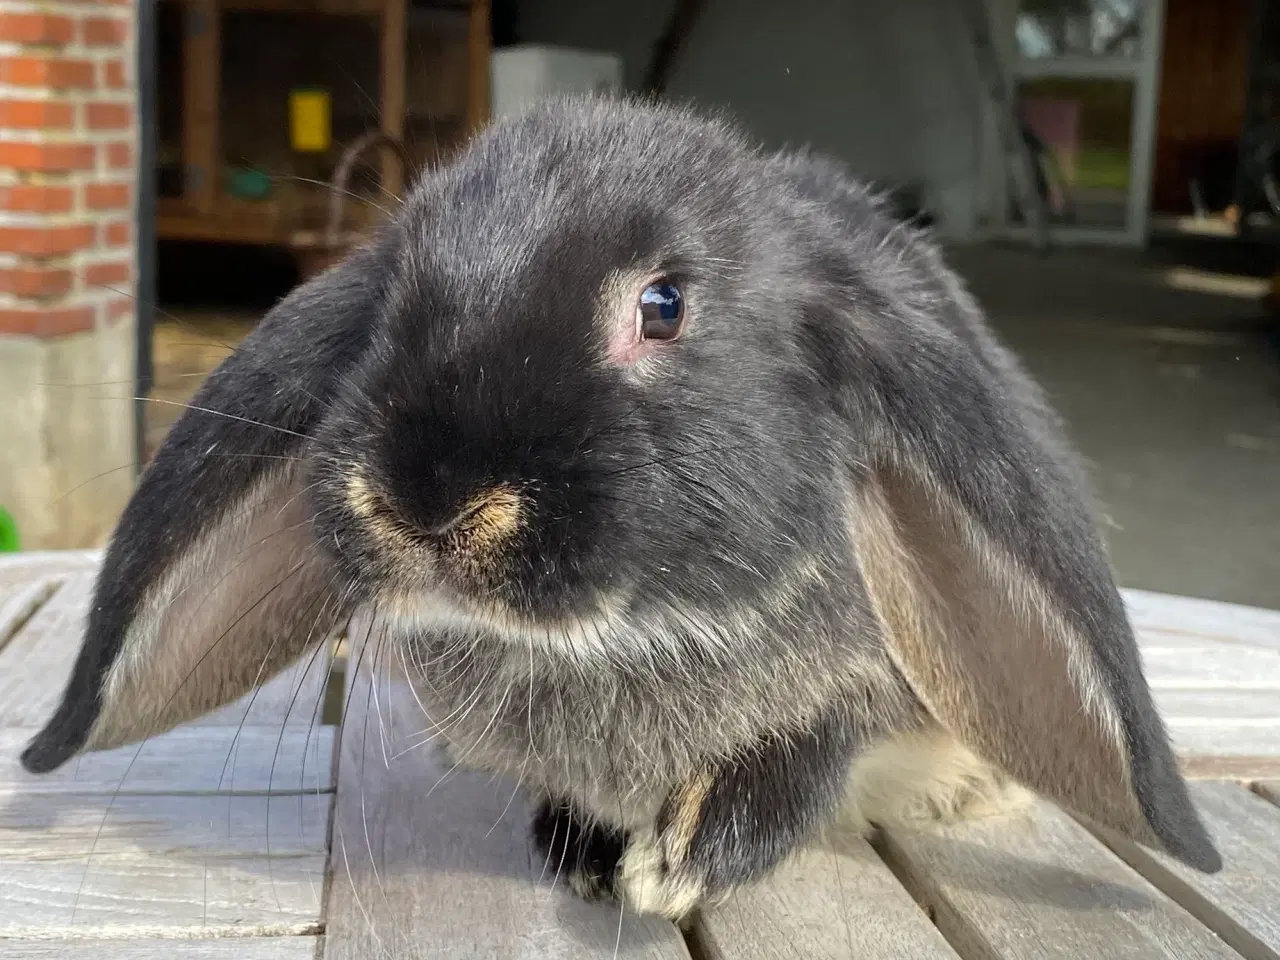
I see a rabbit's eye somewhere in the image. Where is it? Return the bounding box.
[637,280,684,341]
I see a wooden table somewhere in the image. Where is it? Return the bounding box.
[2,550,1279,959]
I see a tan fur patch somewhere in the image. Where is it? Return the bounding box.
[838,727,1034,836]
[661,769,716,865]
[450,485,524,552]
[617,827,708,921]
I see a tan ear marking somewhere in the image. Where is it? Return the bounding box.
[847,465,1169,855]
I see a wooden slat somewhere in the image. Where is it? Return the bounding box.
[1097,781,1280,960]
[0,725,335,796]
[182,0,220,214]
[322,632,690,959]
[1140,646,1280,690]
[465,0,491,133]
[1253,781,1280,806]
[1125,588,1280,650]
[380,0,407,197]
[6,937,320,959]
[0,549,100,588]
[695,830,958,959]
[0,792,329,937]
[0,577,58,652]
[0,573,335,731]
[877,799,1239,960]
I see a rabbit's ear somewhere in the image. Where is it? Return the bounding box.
[840,309,1221,874]
[21,241,390,774]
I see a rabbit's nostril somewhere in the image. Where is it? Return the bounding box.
[431,485,525,550]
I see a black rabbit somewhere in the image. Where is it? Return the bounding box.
[23,96,1220,920]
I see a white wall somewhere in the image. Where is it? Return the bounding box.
[516,0,998,239]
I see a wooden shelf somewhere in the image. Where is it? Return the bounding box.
[163,0,490,252]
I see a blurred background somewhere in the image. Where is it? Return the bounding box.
[0,0,1276,610]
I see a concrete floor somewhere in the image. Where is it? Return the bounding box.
[949,244,1280,611]
[150,240,1280,611]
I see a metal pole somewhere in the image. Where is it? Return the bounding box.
[134,0,158,473]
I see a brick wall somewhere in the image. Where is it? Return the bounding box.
[0,0,136,338]
[0,0,137,549]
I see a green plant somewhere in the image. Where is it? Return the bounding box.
[0,506,18,553]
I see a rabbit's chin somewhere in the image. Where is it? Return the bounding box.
[374,583,629,660]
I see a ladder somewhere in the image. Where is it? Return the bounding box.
[957,0,1049,250]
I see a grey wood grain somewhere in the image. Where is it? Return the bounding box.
[322,636,691,960]
[696,826,958,959]
[1125,588,1280,650]
[0,725,335,796]
[1097,780,1280,960]
[0,790,330,938]
[0,575,58,652]
[1140,646,1280,690]
[0,572,336,731]
[0,549,101,589]
[5,937,320,959]
[1252,781,1280,807]
[878,798,1239,959]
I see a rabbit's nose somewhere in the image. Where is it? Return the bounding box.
[428,485,525,551]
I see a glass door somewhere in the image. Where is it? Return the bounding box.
[997,0,1166,244]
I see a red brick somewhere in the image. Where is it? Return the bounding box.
[84,260,131,288]
[0,100,74,129]
[0,141,95,171]
[0,56,96,89]
[82,16,128,46]
[84,182,131,210]
[0,224,95,256]
[103,59,126,88]
[0,13,75,45]
[0,306,95,338]
[0,266,73,298]
[105,140,132,168]
[0,184,74,213]
[84,101,131,130]
[102,220,130,247]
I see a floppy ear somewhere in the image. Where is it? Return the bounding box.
[839,295,1221,874]
[20,238,392,774]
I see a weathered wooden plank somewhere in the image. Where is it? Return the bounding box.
[322,635,690,960]
[0,576,58,652]
[0,725,335,796]
[1097,781,1280,960]
[0,791,329,938]
[1125,588,1280,650]
[1165,719,1280,759]
[0,573,335,731]
[1140,646,1280,690]
[1155,688,1280,721]
[695,827,958,960]
[1253,781,1280,806]
[0,549,100,588]
[877,798,1239,960]
[5,937,320,959]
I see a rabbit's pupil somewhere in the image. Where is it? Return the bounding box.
[637,280,684,341]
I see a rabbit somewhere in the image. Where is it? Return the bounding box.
[21,95,1221,921]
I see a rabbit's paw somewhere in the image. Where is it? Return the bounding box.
[531,798,627,903]
[616,824,715,921]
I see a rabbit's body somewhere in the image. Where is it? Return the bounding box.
[23,97,1221,922]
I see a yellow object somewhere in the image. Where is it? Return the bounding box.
[289,89,331,153]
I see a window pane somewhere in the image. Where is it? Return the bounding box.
[1012,77,1135,230]
[1016,0,1145,59]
